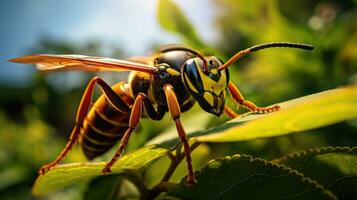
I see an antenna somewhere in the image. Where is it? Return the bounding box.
[218,42,314,71]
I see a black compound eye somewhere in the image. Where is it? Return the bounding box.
[182,59,204,94]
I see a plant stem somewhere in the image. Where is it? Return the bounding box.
[161,151,179,182]
[161,142,200,182]
[126,142,201,200]
[124,171,150,199]
[146,142,201,200]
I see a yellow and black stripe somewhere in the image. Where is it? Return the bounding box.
[80,83,133,160]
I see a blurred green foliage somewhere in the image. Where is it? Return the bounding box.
[0,0,356,199]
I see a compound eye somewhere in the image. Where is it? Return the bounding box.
[182,59,204,94]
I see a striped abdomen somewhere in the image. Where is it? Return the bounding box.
[80,82,134,160]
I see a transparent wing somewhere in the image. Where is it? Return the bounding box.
[126,56,156,65]
[9,54,157,74]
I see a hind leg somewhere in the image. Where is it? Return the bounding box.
[102,93,147,173]
[39,77,130,174]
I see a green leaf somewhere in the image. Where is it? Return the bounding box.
[196,87,357,142]
[164,155,337,200]
[32,145,168,196]
[157,0,205,48]
[147,107,213,147]
[148,86,357,147]
[84,175,123,200]
[273,146,357,200]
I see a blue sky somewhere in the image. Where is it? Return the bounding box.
[0,0,216,86]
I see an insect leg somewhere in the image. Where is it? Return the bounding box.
[38,123,82,175]
[39,77,130,175]
[163,84,196,184]
[224,106,240,119]
[228,81,280,113]
[102,93,146,173]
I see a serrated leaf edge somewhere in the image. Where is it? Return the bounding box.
[175,154,337,200]
[271,146,357,164]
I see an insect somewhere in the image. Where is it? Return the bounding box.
[9,42,313,184]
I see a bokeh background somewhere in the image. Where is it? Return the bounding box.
[0,0,356,199]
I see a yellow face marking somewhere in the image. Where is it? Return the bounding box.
[203,92,214,107]
[184,73,199,93]
[212,84,223,95]
[194,60,227,96]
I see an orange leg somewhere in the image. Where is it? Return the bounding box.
[228,81,280,113]
[224,105,240,119]
[163,84,196,184]
[39,77,130,175]
[102,93,146,173]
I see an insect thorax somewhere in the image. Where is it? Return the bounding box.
[128,50,197,119]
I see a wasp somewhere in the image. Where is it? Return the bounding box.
[9,42,313,184]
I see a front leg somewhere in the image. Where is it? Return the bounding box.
[163,84,196,185]
[228,81,280,113]
[224,105,240,119]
